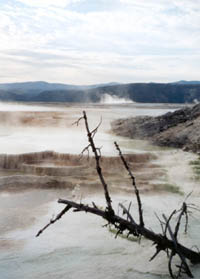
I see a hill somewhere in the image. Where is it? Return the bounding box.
[0,81,200,103]
[173,80,200,85]
[87,83,200,103]
[112,103,200,152]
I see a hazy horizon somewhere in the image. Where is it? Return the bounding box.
[0,79,199,86]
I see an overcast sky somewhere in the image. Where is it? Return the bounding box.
[0,0,200,84]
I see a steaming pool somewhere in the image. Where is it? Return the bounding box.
[0,102,183,155]
[0,102,200,279]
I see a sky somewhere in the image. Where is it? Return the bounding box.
[0,0,200,85]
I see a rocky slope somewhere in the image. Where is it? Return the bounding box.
[112,103,200,152]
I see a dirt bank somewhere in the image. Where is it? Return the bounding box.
[112,103,200,152]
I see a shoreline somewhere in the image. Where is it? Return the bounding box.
[111,103,200,154]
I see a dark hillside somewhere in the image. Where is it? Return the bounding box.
[0,81,200,103]
[112,103,200,152]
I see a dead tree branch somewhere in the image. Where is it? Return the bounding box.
[163,214,193,278]
[37,111,200,278]
[174,203,188,240]
[114,141,144,227]
[55,199,200,267]
[82,111,114,215]
[36,205,71,237]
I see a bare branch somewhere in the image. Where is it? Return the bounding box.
[149,245,163,262]
[36,205,71,237]
[168,251,176,279]
[81,143,91,159]
[174,203,187,240]
[164,209,177,236]
[83,111,114,215]
[163,214,194,278]
[90,117,102,138]
[72,116,84,126]
[114,141,144,227]
[56,198,200,267]
[127,201,132,221]
[37,111,200,279]
[154,212,165,235]
[119,203,137,226]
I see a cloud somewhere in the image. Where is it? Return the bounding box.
[0,0,199,83]
[16,0,84,8]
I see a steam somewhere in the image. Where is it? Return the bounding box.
[0,102,179,155]
[0,102,64,111]
[193,99,199,104]
[100,93,134,104]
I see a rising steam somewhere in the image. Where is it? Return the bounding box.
[100,93,134,104]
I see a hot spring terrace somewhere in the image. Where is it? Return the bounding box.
[0,150,173,195]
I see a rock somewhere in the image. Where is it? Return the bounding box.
[111,103,200,153]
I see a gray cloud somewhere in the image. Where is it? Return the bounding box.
[0,0,199,83]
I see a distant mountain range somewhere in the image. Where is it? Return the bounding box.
[0,80,200,103]
[172,80,200,85]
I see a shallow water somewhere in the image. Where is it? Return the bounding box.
[1,193,200,279]
[0,102,182,155]
[0,102,200,279]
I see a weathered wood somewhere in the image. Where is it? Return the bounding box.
[37,111,200,278]
[36,204,72,237]
[58,198,200,266]
[114,141,144,227]
[82,111,114,214]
